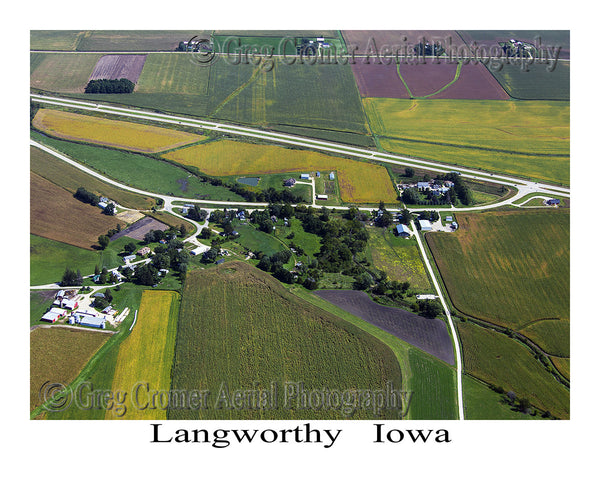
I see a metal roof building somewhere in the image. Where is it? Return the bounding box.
[419,219,433,231]
[395,224,411,236]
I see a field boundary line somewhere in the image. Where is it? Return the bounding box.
[129,309,138,331]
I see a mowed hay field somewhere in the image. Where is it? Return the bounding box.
[426,209,569,330]
[30,172,125,250]
[30,145,155,210]
[31,327,111,413]
[365,98,569,184]
[106,290,180,420]
[169,262,402,420]
[30,53,102,92]
[164,140,398,204]
[33,109,204,153]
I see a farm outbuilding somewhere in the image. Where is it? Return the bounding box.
[61,299,79,310]
[300,174,310,180]
[123,254,136,263]
[445,216,453,222]
[419,219,433,231]
[77,315,106,329]
[547,198,560,205]
[329,172,335,180]
[316,194,328,200]
[41,308,67,323]
[395,224,411,237]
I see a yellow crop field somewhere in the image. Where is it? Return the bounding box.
[32,109,205,153]
[106,290,180,420]
[163,140,398,204]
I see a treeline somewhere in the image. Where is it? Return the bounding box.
[85,78,135,94]
[74,186,99,206]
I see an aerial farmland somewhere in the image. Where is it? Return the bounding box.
[29,29,570,424]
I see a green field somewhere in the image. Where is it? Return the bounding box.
[366,226,432,291]
[232,224,289,258]
[462,374,540,420]
[30,131,245,202]
[30,234,129,286]
[30,145,156,210]
[30,30,84,51]
[365,97,569,185]
[169,262,403,420]
[458,320,569,419]
[30,53,102,92]
[426,209,570,332]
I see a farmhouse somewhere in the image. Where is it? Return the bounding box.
[419,219,433,231]
[395,224,411,237]
[41,308,67,323]
[284,178,296,187]
[138,246,151,256]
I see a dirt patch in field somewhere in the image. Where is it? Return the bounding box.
[115,210,145,224]
[109,216,169,241]
[30,172,125,250]
[315,290,455,364]
[88,54,147,83]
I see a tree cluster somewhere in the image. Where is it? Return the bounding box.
[60,268,83,286]
[85,78,135,94]
[74,187,99,206]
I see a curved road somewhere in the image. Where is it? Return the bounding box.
[30,95,571,421]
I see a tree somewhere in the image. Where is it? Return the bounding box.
[133,264,159,286]
[199,227,213,239]
[61,267,83,286]
[103,203,115,215]
[98,235,110,250]
[417,299,443,318]
[404,167,415,178]
[123,242,137,255]
[353,272,373,291]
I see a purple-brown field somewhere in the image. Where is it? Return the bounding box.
[88,55,147,83]
[350,55,508,100]
[314,290,455,364]
[110,216,168,241]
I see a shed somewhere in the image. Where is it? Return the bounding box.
[78,315,106,329]
[316,194,328,200]
[216,259,225,265]
[445,216,453,222]
[123,254,136,263]
[329,172,335,180]
[300,173,310,180]
[547,198,560,205]
[98,202,108,209]
[395,224,411,237]
[41,308,67,323]
[419,219,433,231]
[61,299,79,310]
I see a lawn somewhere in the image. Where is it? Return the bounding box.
[364,97,569,185]
[164,139,399,204]
[169,262,403,420]
[107,290,180,419]
[232,224,288,257]
[30,145,156,210]
[425,209,570,332]
[33,109,205,153]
